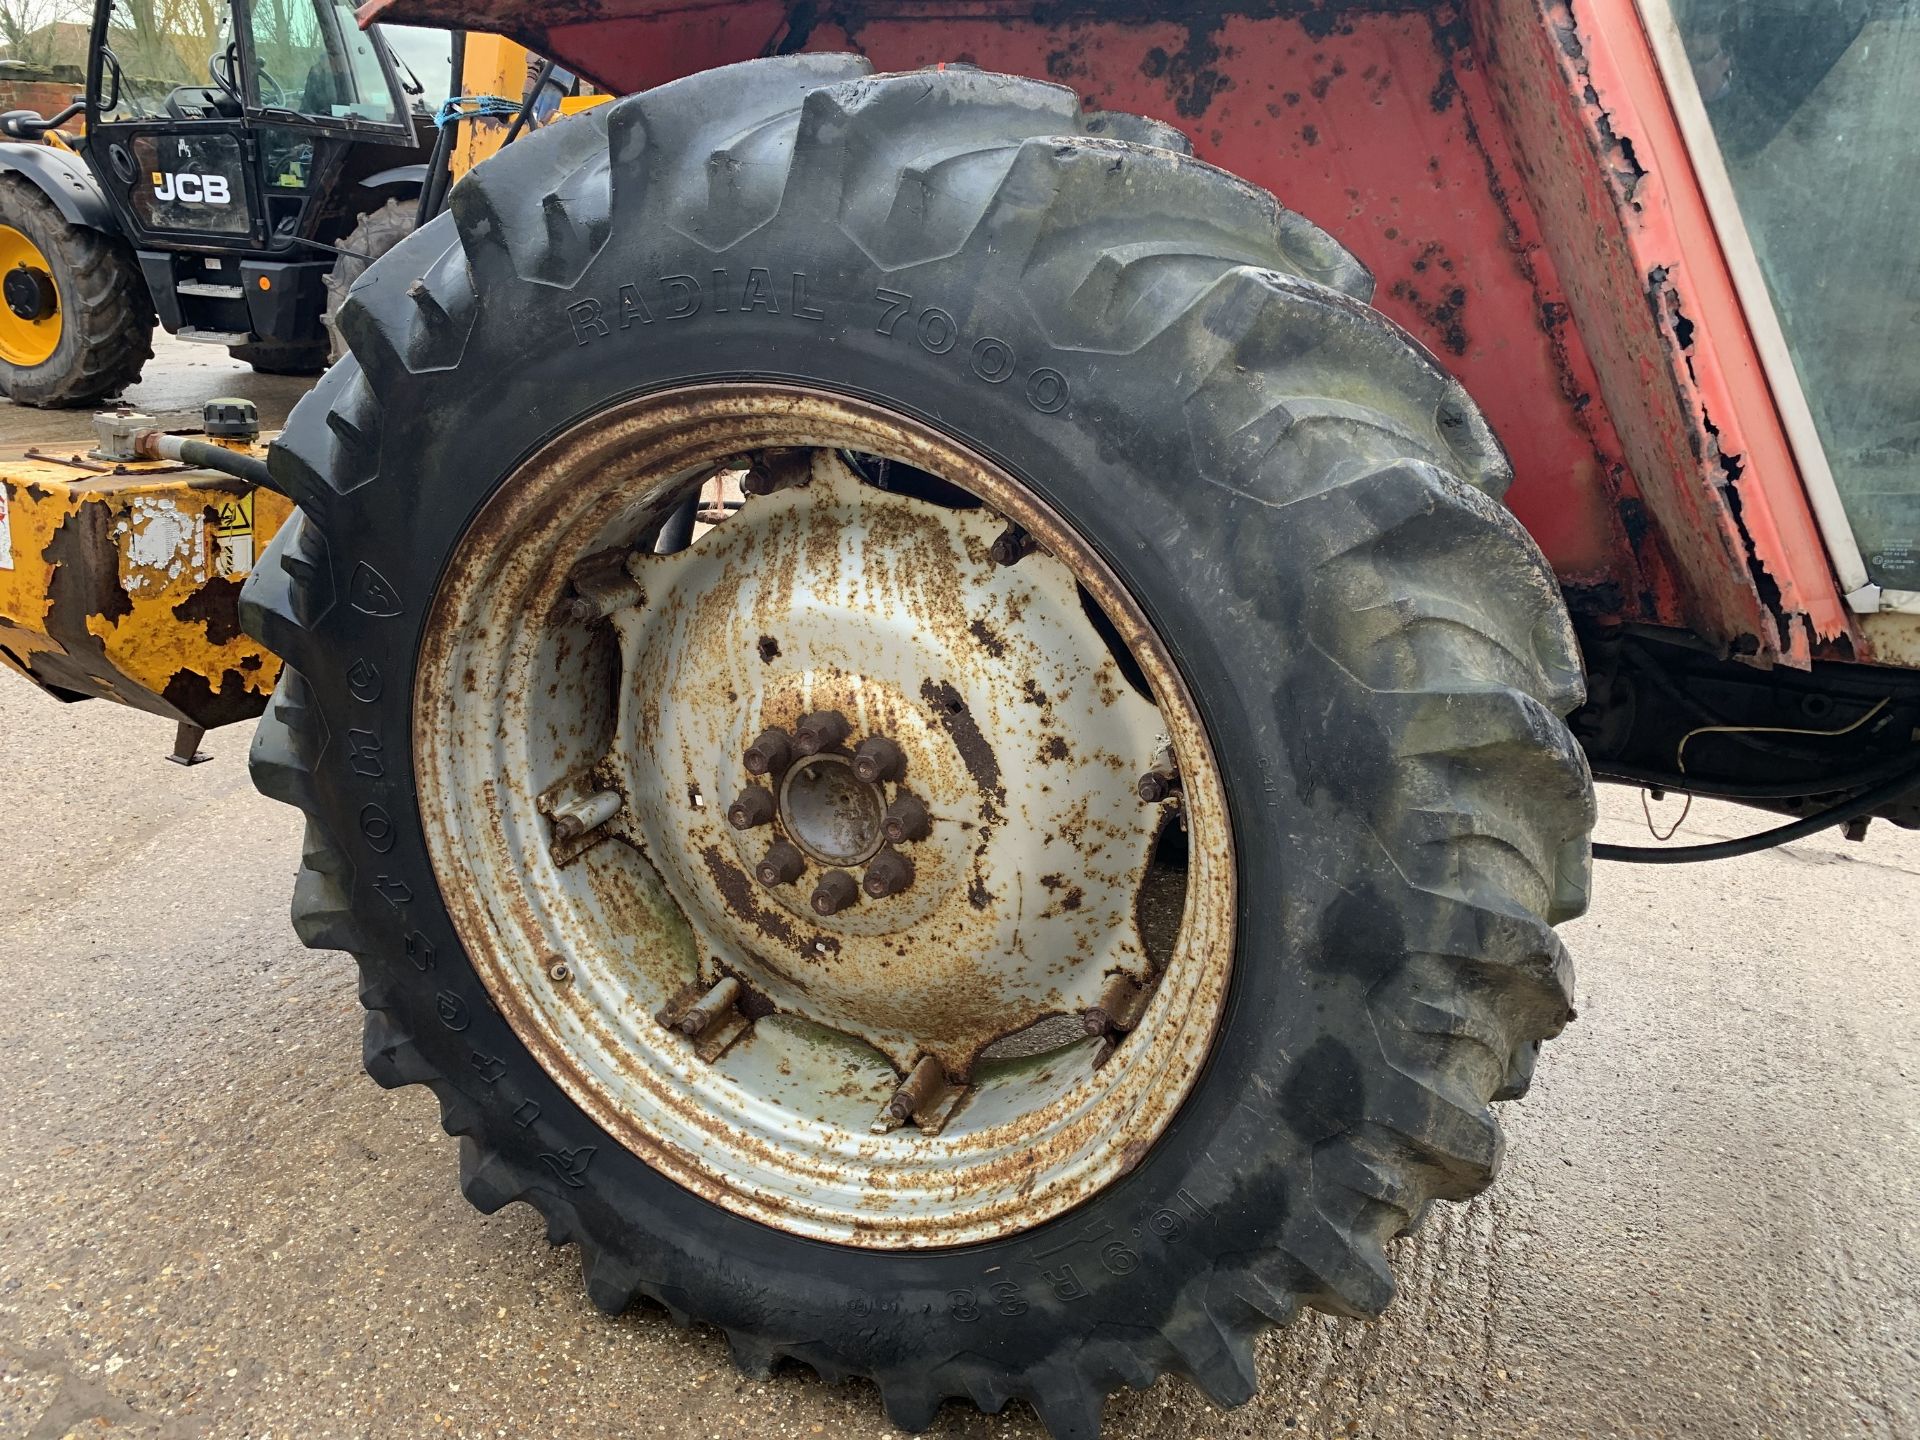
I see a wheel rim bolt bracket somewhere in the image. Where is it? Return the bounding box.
[552,787,623,842]
[727,785,776,830]
[742,448,813,497]
[990,521,1038,567]
[669,976,743,1037]
[1137,760,1181,803]
[1083,973,1148,1036]
[569,574,644,622]
[811,869,858,916]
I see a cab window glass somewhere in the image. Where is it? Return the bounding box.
[245,0,402,125]
[99,0,229,119]
[1673,1,1920,591]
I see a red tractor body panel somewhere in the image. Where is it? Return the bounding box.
[364,0,1863,667]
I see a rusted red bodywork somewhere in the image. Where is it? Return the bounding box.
[362,0,1862,667]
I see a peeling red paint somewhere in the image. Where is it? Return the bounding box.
[362,0,1859,663]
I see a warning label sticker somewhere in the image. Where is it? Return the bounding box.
[213,492,254,576]
[0,483,12,571]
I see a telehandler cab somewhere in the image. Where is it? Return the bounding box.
[1,1,1916,1435]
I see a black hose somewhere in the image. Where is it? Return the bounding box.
[416,116,456,225]
[175,438,273,488]
[1590,747,1920,801]
[501,58,556,147]
[652,492,698,555]
[1593,758,1920,864]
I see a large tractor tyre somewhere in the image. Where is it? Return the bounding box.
[243,57,1594,1438]
[0,176,152,407]
[229,339,329,375]
[321,196,415,363]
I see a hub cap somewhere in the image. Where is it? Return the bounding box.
[0,227,59,366]
[415,386,1234,1246]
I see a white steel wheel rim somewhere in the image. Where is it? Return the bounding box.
[414,385,1235,1247]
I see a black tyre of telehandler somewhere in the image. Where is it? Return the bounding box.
[228,339,328,375]
[320,196,415,363]
[0,176,153,407]
[242,57,1594,1439]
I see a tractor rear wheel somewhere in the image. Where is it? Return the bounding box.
[243,57,1594,1437]
[0,177,152,407]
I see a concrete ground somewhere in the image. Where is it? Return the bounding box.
[1,339,1916,1439]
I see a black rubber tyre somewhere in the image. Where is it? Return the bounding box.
[243,57,1595,1438]
[226,341,328,378]
[0,177,152,407]
[229,339,328,375]
[320,196,415,363]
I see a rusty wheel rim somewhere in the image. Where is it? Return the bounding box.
[415,385,1234,1247]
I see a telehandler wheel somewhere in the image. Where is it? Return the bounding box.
[0,177,152,407]
[321,196,415,363]
[243,57,1595,1437]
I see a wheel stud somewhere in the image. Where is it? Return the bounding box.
[852,735,904,784]
[810,869,858,916]
[1137,761,1180,803]
[727,785,775,830]
[756,840,804,888]
[743,727,792,776]
[881,791,931,845]
[792,710,850,756]
[862,848,914,899]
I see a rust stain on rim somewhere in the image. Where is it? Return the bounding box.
[414,383,1236,1248]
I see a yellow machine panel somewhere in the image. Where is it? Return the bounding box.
[0,444,290,734]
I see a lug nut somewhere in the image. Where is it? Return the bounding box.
[862,848,914,899]
[727,785,776,830]
[756,840,804,888]
[852,735,904,784]
[810,869,858,916]
[743,727,792,776]
[792,710,850,756]
[990,522,1037,567]
[1137,763,1181,803]
[881,791,931,845]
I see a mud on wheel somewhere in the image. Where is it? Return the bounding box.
[244,56,1595,1437]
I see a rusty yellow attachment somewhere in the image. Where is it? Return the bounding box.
[0,443,289,730]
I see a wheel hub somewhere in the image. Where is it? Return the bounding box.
[776,753,884,867]
[414,385,1234,1246]
[3,263,54,321]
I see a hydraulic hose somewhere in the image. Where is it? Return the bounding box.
[1592,756,1920,864]
[138,432,273,488]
